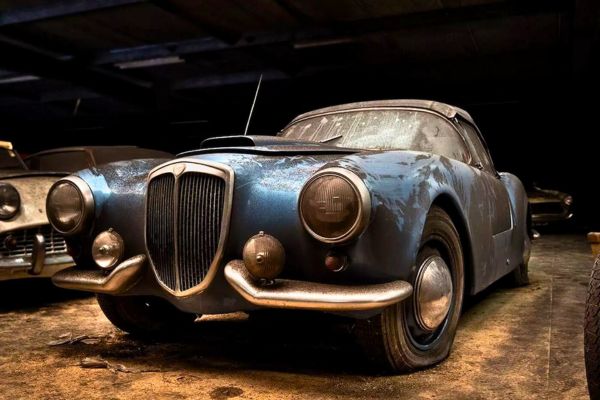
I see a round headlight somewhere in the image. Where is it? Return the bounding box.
[47,177,94,235]
[92,229,124,270]
[563,195,573,206]
[0,183,20,220]
[299,168,371,243]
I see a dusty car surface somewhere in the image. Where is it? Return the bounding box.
[527,185,573,225]
[24,146,173,172]
[0,141,72,281]
[47,100,531,372]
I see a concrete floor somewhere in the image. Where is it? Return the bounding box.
[0,234,592,399]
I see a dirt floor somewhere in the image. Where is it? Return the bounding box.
[0,234,592,399]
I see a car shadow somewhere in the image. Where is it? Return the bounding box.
[0,278,91,312]
[49,281,517,377]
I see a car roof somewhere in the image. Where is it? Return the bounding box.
[288,99,475,125]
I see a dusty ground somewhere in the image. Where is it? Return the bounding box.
[0,234,592,399]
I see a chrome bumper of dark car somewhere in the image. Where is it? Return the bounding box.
[52,255,146,294]
[0,233,74,280]
[224,259,413,312]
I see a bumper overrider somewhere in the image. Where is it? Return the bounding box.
[52,234,413,312]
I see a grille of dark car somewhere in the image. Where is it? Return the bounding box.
[0,225,67,259]
[146,171,226,292]
[530,202,564,215]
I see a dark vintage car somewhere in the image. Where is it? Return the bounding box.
[0,141,72,280]
[46,100,531,372]
[24,146,173,173]
[527,185,573,225]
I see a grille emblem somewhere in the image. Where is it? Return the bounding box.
[173,164,186,176]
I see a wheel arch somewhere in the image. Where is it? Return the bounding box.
[430,193,475,296]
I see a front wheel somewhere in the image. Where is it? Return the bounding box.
[355,206,464,372]
[97,294,198,336]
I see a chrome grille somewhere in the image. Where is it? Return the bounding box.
[146,174,177,290]
[0,225,68,258]
[146,164,228,294]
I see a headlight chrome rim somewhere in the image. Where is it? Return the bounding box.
[0,183,21,220]
[46,176,95,235]
[299,167,371,244]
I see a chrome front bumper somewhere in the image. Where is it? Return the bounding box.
[224,260,413,312]
[51,255,146,294]
[51,256,412,312]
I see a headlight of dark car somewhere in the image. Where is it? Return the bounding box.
[46,177,94,235]
[0,183,20,220]
[299,167,371,243]
[563,195,573,206]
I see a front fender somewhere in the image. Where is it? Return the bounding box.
[326,151,477,284]
[70,159,170,264]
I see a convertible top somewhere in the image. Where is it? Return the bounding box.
[289,99,475,125]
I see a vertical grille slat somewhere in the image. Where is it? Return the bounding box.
[146,167,226,293]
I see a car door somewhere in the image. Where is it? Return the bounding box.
[458,120,515,281]
[459,121,512,235]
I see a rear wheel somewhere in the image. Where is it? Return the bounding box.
[508,262,529,286]
[355,206,464,372]
[97,294,198,336]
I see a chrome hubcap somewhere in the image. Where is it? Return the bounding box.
[414,255,453,332]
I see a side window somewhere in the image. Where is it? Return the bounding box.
[460,122,494,173]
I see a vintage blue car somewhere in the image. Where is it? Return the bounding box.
[45,100,531,372]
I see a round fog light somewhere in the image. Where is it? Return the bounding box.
[242,231,285,280]
[92,229,124,270]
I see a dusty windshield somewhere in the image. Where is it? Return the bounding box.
[280,109,469,162]
[0,149,25,169]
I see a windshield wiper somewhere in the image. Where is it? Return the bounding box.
[319,134,343,143]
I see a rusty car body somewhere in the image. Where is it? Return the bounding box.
[47,100,531,371]
[0,141,72,280]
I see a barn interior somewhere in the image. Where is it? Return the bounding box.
[0,1,598,399]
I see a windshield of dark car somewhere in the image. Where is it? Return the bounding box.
[25,151,90,172]
[279,109,470,162]
[0,149,25,169]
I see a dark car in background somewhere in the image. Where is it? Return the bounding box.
[0,141,71,281]
[527,185,573,225]
[46,100,531,372]
[24,146,173,172]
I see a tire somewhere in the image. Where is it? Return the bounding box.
[508,262,529,286]
[585,255,600,400]
[355,206,464,372]
[508,210,531,287]
[97,294,198,336]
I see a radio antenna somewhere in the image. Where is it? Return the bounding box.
[243,73,263,136]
